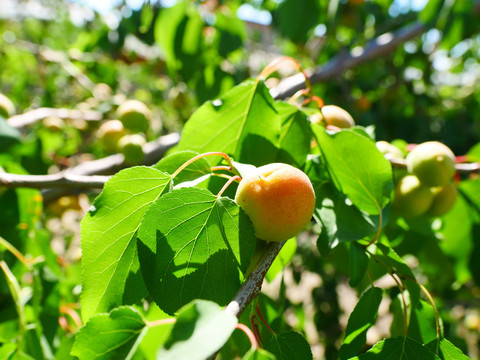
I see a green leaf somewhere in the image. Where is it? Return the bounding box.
[408,300,437,345]
[374,243,415,280]
[265,238,297,283]
[419,0,445,25]
[340,287,382,360]
[176,79,280,167]
[350,336,441,359]
[0,118,20,151]
[275,0,320,42]
[466,142,480,162]
[313,182,382,248]
[80,167,172,321]
[349,243,369,287]
[427,338,470,360]
[267,331,313,360]
[242,348,277,360]
[158,300,238,360]
[275,102,312,168]
[71,306,146,360]
[137,187,256,314]
[153,150,211,186]
[313,126,393,215]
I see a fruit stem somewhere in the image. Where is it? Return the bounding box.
[302,95,325,109]
[236,323,259,350]
[217,175,242,198]
[59,305,83,330]
[172,152,234,179]
[0,235,31,269]
[365,210,383,247]
[210,165,232,172]
[288,89,311,105]
[257,56,312,93]
[256,304,276,335]
[250,315,264,347]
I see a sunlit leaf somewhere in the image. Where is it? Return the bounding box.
[350,336,441,359]
[137,187,255,314]
[80,167,172,321]
[267,331,312,360]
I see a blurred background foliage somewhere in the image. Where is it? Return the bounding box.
[1,0,480,359]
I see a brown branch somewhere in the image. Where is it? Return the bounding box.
[271,22,427,100]
[8,107,103,128]
[0,172,109,189]
[224,241,284,317]
[41,132,180,202]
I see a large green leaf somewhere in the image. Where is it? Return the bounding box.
[153,150,211,186]
[340,287,383,360]
[137,187,256,314]
[80,167,172,321]
[158,300,238,360]
[176,79,280,167]
[313,126,392,215]
[267,331,312,360]
[350,336,441,359]
[275,102,312,168]
[71,306,146,360]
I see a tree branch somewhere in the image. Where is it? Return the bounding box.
[224,241,285,317]
[8,107,103,128]
[0,172,109,189]
[271,22,426,100]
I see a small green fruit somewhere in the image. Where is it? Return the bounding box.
[117,100,151,133]
[118,134,146,165]
[393,175,434,218]
[235,163,316,242]
[310,105,355,129]
[0,94,15,118]
[406,141,455,187]
[42,116,65,132]
[376,141,404,160]
[97,120,126,152]
[427,182,457,217]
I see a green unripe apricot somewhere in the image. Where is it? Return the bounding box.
[310,105,355,129]
[235,163,316,242]
[427,182,457,217]
[0,94,15,118]
[393,175,434,218]
[376,141,404,160]
[116,100,151,133]
[118,134,146,165]
[406,141,455,187]
[97,120,126,152]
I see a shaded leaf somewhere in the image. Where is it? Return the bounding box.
[313,126,392,215]
[350,336,441,359]
[427,338,470,360]
[267,331,312,360]
[340,287,382,360]
[242,348,277,360]
[137,187,255,314]
[158,300,237,360]
[80,167,171,321]
[349,243,370,287]
[71,307,146,360]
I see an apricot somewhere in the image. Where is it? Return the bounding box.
[310,105,355,129]
[235,163,316,242]
[42,116,65,132]
[376,141,404,161]
[393,175,433,218]
[427,182,457,217]
[0,94,15,118]
[406,141,455,187]
[97,120,126,152]
[118,134,146,165]
[116,99,151,133]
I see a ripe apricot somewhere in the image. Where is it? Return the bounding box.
[118,134,146,165]
[376,141,404,161]
[116,100,151,133]
[427,182,457,217]
[393,175,433,218]
[406,141,455,187]
[235,163,316,242]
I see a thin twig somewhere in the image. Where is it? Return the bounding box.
[8,107,102,128]
[0,172,110,189]
[271,22,426,100]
